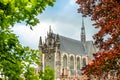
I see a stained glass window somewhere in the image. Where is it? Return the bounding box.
[70,56,74,69]
[77,57,80,70]
[63,55,67,68]
[83,58,86,67]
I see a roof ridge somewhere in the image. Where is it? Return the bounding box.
[53,33,93,42]
[53,33,81,42]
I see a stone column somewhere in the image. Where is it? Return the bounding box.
[54,47,57,80]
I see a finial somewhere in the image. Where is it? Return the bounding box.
[56,34,60,47]
[39,36,42,45]
[38,36,42,51]
[49,25,52,33]
[56,34,60,41]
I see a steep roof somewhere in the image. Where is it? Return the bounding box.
[39,32,96,56]
[58,35,93,56]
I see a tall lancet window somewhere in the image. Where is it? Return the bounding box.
[63,55,67,68]
[83,58,86,67]
[70,56,74,69]
[77,57,80,70]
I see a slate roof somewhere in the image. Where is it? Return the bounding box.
[58,35,93,56]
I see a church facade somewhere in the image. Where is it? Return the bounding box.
[38,19,97,80]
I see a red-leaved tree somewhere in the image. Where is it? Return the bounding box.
[76,0,120,79]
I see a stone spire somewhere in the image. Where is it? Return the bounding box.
[56,34,60,47]
[38,36,42,51]
[49,25,52,34]
[40,36,42,45]
[81,17,86,44]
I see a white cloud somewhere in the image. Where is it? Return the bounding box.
[69,0,76,5]
[12,21,57,49]
[12,15,97,49]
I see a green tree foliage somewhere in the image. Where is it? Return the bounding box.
[39,66,54,80]
[0,0,55,80]
[0,0,55,28]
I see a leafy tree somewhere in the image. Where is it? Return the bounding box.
[39,66,54,80]
[0,0,55,28]
[0,0,55,80]
[77,0,120,79]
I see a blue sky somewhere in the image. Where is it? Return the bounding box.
[12,0,98,49]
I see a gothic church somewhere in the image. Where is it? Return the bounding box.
[38,19,97,80]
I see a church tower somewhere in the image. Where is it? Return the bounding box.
[81,17,86,44]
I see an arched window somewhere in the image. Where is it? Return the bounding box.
[77,57,80,70]
[70,56,74,69]
[83,58,86,67]
[63,55,67,68]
